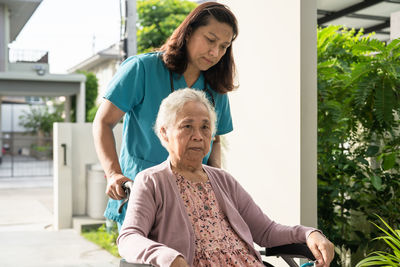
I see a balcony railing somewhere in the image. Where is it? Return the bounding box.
[8,49,49,64]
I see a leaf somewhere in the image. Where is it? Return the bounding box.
[136,0,196,54]
[346,62,371,87]
[352,41,383,55]
[370,175,382,190]
[395,250,400,260]
[382,153,396,170]
[354,78,374,108]
[356,156,369,166]
[356,255,388,266]
[317,59,338,70]
[317,25,341,53]
[374,76,395,128]
[377,236,400,254]
[375,215,400,241]
[386,38,400,53]
[366,145,380,157]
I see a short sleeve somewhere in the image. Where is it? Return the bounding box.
[104,56,145,113]
[215,94,233,135]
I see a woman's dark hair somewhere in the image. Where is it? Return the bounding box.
[160,2,238,94]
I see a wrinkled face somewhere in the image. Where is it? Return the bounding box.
[162,101,212,165]
[186,17,233,72]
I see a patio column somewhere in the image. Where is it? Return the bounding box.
[64,96,71,122]
[0,96,2,162]
[221,0,317,228]
[76,81,86,123]
[126,0,137,57]
[390,10,400,40]
[0,4,8,72]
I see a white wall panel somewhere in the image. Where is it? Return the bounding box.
[220,0,317,229]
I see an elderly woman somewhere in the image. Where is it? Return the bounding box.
[117,88,334,267]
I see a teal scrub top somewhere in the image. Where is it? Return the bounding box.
[103,52,233,223]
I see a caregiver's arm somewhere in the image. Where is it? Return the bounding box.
[92,99,130,200]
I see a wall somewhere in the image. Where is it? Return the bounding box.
[8,62,49,73]
[53,122,122,229]
[391,10,400,40]
[0,4,6,72]
[1,103,32,132]
[220,0,317,227]
[86,59,119,105]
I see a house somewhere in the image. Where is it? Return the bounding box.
[68,42,123,104]
[0,0,86,123]
[0,0,86,175]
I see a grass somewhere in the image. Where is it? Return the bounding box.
[81,223,120,258]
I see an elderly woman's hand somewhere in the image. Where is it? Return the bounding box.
[170,256,189,267]
[306,231,335,267]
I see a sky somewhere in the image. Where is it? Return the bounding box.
[9,0,122,74]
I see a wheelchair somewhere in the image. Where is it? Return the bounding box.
[119,243,316,266]
[118,182,317,267]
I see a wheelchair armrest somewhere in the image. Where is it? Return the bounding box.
[120,244,315,267]
[120,259,154,267]
[262,243,316,261]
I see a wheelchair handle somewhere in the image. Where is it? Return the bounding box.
[118,180,134,214]
[122,181,133,191]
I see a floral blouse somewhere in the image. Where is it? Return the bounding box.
[174,172,264,267]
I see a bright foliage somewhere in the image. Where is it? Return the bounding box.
[318,26,400,266]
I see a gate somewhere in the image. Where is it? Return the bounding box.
[0,134,53,177]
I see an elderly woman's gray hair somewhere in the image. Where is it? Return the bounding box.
[154,88,217,147]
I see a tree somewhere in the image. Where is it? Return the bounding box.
[136,0,197,54]
[318,26,400,266]
[83,71,99,122]
[19,99,64,159]
[19,101,63,137]
[71,71,99,122]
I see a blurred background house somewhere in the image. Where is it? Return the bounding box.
[0,0,86,177]
[68,43,123,104]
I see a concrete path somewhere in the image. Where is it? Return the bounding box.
[0,177,120,267]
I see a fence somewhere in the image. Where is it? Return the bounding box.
[0,135,53,177]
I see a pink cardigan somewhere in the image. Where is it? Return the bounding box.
[117,159,316,267]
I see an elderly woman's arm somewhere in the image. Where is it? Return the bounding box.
[229,175,334,266]
[117,175,185,267]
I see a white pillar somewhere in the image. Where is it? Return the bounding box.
[64,96,71,122]
[0,4,8,72]
[126,0,137,57]
[53,122,124,229]
[390,10,400,40]
[221,0,317,228]
[0,96,2,160]
[53,123,73,229]
[300,0,317,228]
[76,81,86,123]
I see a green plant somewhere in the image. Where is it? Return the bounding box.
[71,71,99,122]
[356,216,400,266]
[136,0,197,54]
[19,101,63,136]
[317,26,400,266]
[31,144,51,152]
[86,105,99,122]
[81,224,120,257]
